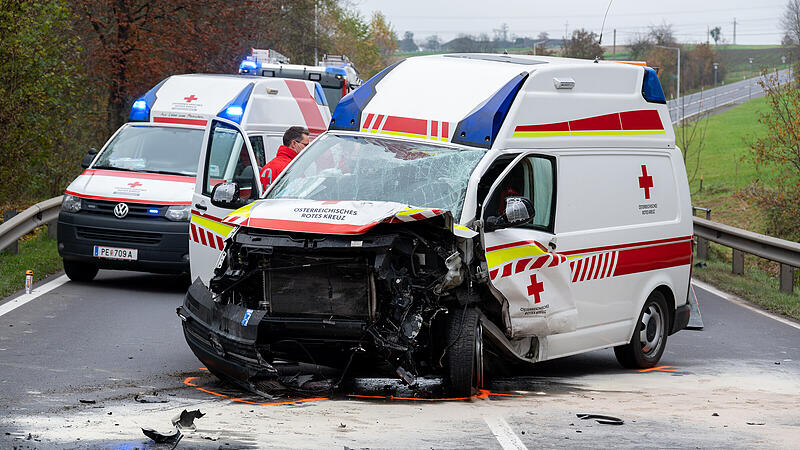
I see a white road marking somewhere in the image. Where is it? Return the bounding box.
[692,279,800,331]
[0,275,69,318]
[483,416,528,450]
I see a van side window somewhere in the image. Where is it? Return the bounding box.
[249,136,266,167]
[203,122,258,200]
[484,155,555,231]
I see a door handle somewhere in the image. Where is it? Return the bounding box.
[194,203,207,211]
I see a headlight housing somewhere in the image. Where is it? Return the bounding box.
[165,204,191,221]
[62,194,82,213]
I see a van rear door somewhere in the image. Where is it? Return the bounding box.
[190,119,262,284]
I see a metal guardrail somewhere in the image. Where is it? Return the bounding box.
[693,215,800,294]
[0,196,63,253]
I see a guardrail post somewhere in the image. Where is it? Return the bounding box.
[780,264,795,294]
[3,209,19,254]
[732,249,745,275]
[47,220,58,239]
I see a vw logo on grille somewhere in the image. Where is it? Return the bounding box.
[113,203,129,219]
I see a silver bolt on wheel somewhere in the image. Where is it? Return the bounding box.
[639,304,663,355]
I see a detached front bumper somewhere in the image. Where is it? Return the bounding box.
[178,281,274,389]
[178,281,370,386]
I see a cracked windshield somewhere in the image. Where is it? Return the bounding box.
[266,134,485,216]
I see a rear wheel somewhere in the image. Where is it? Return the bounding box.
[445,306,484,397]
[614,291,669,369]
[63,260,98,282]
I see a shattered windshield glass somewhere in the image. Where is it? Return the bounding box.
[266,134,485,217]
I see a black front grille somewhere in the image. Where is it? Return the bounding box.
[83,199,166,218]
[76,225,162,245]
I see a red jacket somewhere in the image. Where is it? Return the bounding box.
[260,145,297,187]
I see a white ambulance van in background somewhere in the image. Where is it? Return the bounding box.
[57,74,331,281]
[238,48,362,114]
[179,54,694,396]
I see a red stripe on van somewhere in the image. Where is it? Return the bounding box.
[65,190,191,205]
[561,236,692,256]
[431,120,438,138]
[515,258,532,273]
[190,224,199,243]
[569,112,621,131]
[216,236,225,249]
[199,229,208,246]
[153,117,207,126]
[442,122,449,139]
[82,169,195,183]
[362,113,375,130]
[247,218,379,235]
[382,115,428,136]
[613,241,692,276]
[284,79,327,134]
[619,110,663,130]
[515,121,570,132]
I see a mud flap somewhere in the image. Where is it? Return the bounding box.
[493,253,578,338]
[687,283,704,330]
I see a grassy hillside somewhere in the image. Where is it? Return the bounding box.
[684,97,771,232]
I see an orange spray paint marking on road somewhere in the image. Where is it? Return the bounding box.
[183,376,329,406]
[638,365,685,373]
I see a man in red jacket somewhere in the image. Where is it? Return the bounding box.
[260,126,309,187]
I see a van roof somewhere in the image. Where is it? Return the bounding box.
[330,53,675,150]
[131,74,330,135]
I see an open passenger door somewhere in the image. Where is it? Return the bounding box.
[190,119,263,284]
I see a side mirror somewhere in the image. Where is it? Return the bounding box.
[485,196,535,231]
[505,197,535,226]
[211,182,247,209]
[81,148,98,169]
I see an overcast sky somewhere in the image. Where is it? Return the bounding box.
[353,0,787,46]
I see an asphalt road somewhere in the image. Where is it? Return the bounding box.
[666,68,793,123]
[0,271,798,448]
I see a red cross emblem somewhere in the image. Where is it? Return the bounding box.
[527,274,544,304]
[128,181,142,188]
[184,94,198,103]
[638,164,653,199]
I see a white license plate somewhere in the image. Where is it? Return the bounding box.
[93,245,138,260]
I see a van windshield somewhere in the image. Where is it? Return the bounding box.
[92,125,204,176]
[266,134,486,217]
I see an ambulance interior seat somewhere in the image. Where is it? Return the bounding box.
[476,154,518,220]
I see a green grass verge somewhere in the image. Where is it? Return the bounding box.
[692,243,800,321]
[0,227,63,299]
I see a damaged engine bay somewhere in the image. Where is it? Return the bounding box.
[182,215,498,397]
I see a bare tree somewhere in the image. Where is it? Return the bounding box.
[709,26,722,45]
[782,0,800,46]
[561,29,603,60]
[628,32,652,60]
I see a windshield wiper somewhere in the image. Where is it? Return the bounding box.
[92,166,136,172]
[140,169,194,177]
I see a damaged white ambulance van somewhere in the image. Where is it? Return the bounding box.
[178,54,693,396]
[58,74,330,281]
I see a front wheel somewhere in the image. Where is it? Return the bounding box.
[63,260,98,282]
[614,291,669,369]
[444,306,484,397]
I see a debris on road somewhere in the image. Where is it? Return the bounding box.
[712,412,719,417]
[134,393,169,403]
[78,399,96,404]
[142,427,183,445]
[172,409,205,430]
[576,414,624,425]
[746,421,766,426]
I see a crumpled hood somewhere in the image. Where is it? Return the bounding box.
[223,199,477,237]
[65,169,194,205]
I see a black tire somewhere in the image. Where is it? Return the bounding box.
[444,306,484,397]
[614,291,670,369]
[63,259,98,282]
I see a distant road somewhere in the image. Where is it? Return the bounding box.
[667,68,792,123]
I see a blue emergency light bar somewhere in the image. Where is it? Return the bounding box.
[129,78,168,122]
[239,59,261,75]
[451,72,529,149]
[217,83,254,124]
[642,67,666,104]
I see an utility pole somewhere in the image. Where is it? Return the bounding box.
[565,21,569,41]
[707,25,710,45]
[613,29,616,57]
[314,1,319,65]
[733,18,737,45]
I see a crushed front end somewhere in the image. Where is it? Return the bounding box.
[178,215,473,393]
